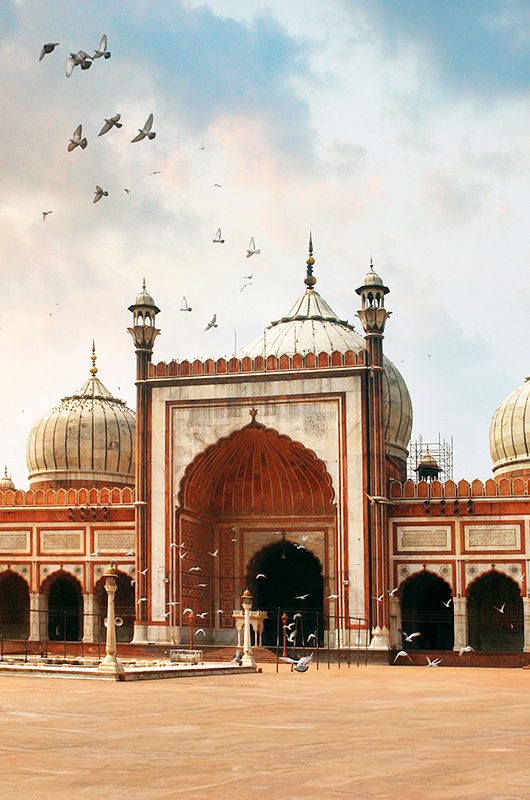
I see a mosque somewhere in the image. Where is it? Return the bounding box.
[1,241,529,655]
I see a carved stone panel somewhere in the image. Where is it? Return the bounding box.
[95,530,135,553]
[464,525,520,551]
[0,531,30,553]
[40,530,83,553]
[396,527,451,552]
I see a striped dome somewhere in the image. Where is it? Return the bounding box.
[241,287,413,461]
[26,368,135,488]
[489,377,530,478]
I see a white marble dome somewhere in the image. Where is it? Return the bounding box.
[26,361,135,488]
[241,286,413,461]
[489,377,530,478]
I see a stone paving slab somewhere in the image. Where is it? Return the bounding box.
[1,664,530,799]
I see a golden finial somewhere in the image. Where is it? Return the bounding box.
[304,231,316,288]
[90,340,98,376]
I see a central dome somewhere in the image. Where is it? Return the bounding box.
[240,285,413,461]
[26,352,135,489]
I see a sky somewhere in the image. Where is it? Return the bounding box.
[1,0,529,486]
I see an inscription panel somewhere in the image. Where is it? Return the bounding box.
[95,530,135,552]
[40,530,83,553]
[464,525,520,551]
[396,527,451,552]
[0,531,30,553]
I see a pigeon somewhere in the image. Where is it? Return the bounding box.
[256,573,267,579]
[98,114,122,136]
[246,236,261,257]
[213,183,222,188]
[294,593,309,600]
[124,548,135,556]
[137,597,147,604]
[240,282,253,293]
[208,548,219,557]
[93,34,111,59]
[93,185,109,203]
[243,274,252,280]
[393,650,411,663]
[198,143,205,150]
[196,611,208,619]
[140,567,148,575]
[67,124,87,151]
[183,608,193,615]
[327,593,339,599]
[124,188,131,194]
[213,227,225,243]
[279,653,313,673]
[441,598,453,607]
[42,211,53,222]
[169,542,178,549]
[372,593,385,602]
[189,566,201,572]
[149,170,161,175]
[180,296,192,312]
[493,603,506,614]
[307,633,318,643]
[295,544,306,550]
[388,587,399,596]
[39,42,60,61]
[287,630,297,643]
[195,628,206,636]
[205,314,218,331]
[403,631,421,643]
[459,645,474,656]
[231,648,243,664]
[426,656,442,667]
[65,51,93,77]
[131,113,156,142]
[88,548,100,558]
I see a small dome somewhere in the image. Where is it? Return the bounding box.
[129,279,160,312]
[356,260,389,295]
[26,356,135,489]
[489,377,530,478]
[0,467,15,490]
[418,451,439,469]
[241,287,412,460]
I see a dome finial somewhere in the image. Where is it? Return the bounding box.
[142,276,147,292]
[90,340,98,376]
[369,256,374,272]
[304,231,316,289]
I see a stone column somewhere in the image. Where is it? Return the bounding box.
[523,597,530,652]
[82,593,95,643]
[452,595,468,652]
[98,563,124,676]
[29,592,44,641]
[389,595,402,649]
[241,589,256,667]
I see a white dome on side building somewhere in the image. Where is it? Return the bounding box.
[489,377,530,478]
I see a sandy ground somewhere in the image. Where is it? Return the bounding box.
[1,663,529,800]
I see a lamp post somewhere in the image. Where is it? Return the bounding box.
[241,589,256,667]
[98,562,124,676]
[281,611,288,657]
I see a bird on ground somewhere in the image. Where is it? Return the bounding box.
[39,42,59,61]
[98,114,122,136]
[93,34,111,59]
[426,656,442,667]
[403,630,421,643]
[42,211,53,221]
[240,282,252,293]
[195,628,206,636]
[280,653,313,673]
[65,51,93,77]
[441,598,453,607]
[232,648,242,664]
[256,573,267,579]
[189,566,201,572]
[213,227,224,243]
[393,650,411,663]
[208,548,219,557]
[180,296,192,312]
[459,645,474,656]
[205,314,218,331]
[246,236,261,257]
[294,593,309,600]
[67,124,87,151]
[93,185,108,203]
[131,113,156,142]
[493,603,506,614]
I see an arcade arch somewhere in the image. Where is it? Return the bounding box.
[42,571,83,641]
[0,571,29,639]
[94,572,135,643]
[400,571,454,650]
[467,571,523,652]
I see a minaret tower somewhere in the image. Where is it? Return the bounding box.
[356,259,392,649]
[128,280,160,643]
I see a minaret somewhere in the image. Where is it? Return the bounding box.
[356,259,392,649]
[128,280,160,643]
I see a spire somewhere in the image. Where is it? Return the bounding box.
[90,340,98,376]
[304,231,317,289]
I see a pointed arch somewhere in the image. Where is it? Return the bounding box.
[467,570,523,651]
[400,569,454,650]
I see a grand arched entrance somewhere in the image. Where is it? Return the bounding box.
[176,416,336,640]
[45,572,83,641]
[248,541,324,646]
[0,572,29,639]
[468,571,523,652]
[400,571,454,650]
[94,572,135,643]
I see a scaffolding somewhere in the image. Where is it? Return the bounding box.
[407,434,454,482]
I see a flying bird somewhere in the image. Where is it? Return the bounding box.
[189,566,201,572]
[88,549,100,558]
[42,211,53,222]
[183,608,193,615]
[243,274,252,280]
[39,42,59,61]
[459,645,474,656]
[65,51,92,77]
[256,573,267,579]
[93,34,111,59]
[441,598,453,607]
[293,593,309,600]
[205,314,218,331]
[198,143,205,150]
[240,282,253,293]
[493,603,506,614]
[372,593,385,602]
[393,650,411,663]
[246,236,261,257]
[196,611,208,619]
[93,185,109,203]
[67,124,87,151]
[137,597,147,604]
[208,548,219,557]
[213,227,224,243]
[213,183,222,187]
[195,628,206,636]
[98,114,122,136]
[295,544,306,550]
[327,593,339,599]
[124,188,131,194]
[307,633,318,643]
[149,170,161,175]
[388,587,399,596]
[180,296,192,312]
[124,548,135,556]
[279,653,314,673]
[403,630,421,643]
[131,113,156,142]
[426,656,442,667]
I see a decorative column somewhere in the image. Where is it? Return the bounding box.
[523,597,530,652]
[452,595,468,652]
[389,595,402,649]
[82,593,95,643]
[356,261,392,650]
[98,562,124,676]
[29,592,43,641]
[241,589,256,667]
[128,280,160,644]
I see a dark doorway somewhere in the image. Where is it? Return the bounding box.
[400,571,454,650]
[95,573,135,643]
[468,571,523,652]
[0,572,29,639]
[248,541,324,647]
[47,574,82,641]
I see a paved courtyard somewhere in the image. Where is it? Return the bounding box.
[1,664,529,799]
